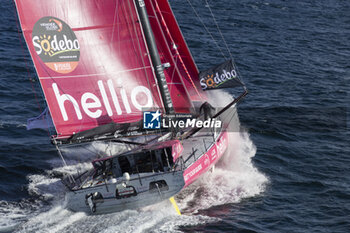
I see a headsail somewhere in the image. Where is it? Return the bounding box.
[146,0,206,112]
[15,0,163,137]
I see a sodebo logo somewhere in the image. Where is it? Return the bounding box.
[200,69,237,90]
[32,17,80,73]
[33,34,79,56]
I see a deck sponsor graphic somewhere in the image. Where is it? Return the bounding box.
[184,163,202,182]
[32,16,80,73]
[210,148,217,161]
[204,154,210,166]
[184,132,228,186]
[216,133,228,155]
[116,186,137,199]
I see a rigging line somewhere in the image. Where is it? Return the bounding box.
[201,0,244,83]
[117,0,121,55]
[55,144,75,183]
[219,104,237,124]
[203,1,246,85]
[149,0,195,105]
[128,0,153,95]
[111,0,119,43]
[201,1,246,85]
[131,1,164,110]
[204,0,233,61]
[154,0,203,101]
[169,55,179,96]
[186,0,227,60]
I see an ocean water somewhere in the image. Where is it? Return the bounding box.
[0,0,349,232]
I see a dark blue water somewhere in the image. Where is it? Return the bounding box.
[1,0,349,232]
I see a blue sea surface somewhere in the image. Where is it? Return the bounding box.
[0,0,349,232]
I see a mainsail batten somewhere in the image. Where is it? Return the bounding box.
[15,0,164,137]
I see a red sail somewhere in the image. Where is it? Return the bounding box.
[146,0,206,112]
[15,0,163,137]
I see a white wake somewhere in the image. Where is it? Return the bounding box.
[176,132,268,213]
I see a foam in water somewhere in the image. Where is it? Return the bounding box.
[0,202,26,232]
[175,90,268,213]
[0,120,27,129]
[27,174,61,200]
[26,162,93,201]
[177,131,268,213]
[0,200,43,233]
[14,199,215,233]
[15,205,85,233]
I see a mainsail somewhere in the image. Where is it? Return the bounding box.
[15,0,166,137]
[15,0,208,138]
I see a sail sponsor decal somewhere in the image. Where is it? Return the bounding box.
[183,131,228,186]
[16,0,163,136]
[32,16,80,73]
[199,59,243,90]
[53,80,153,121]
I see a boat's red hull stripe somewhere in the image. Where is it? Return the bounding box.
[183,131,228,187]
